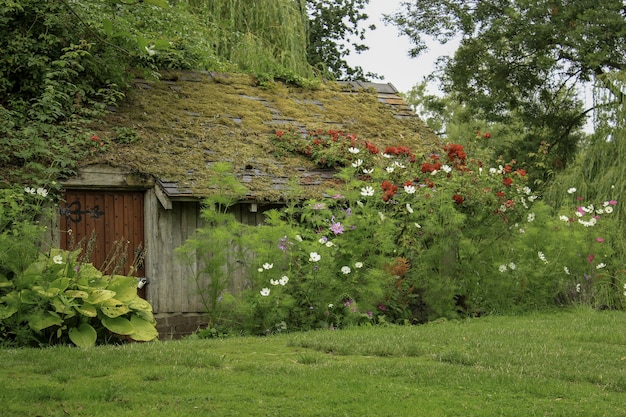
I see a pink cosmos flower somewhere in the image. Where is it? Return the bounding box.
[596,237,605,243]
[587,253,595,263]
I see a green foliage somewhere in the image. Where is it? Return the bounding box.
[180,130,624,336]
[0,248,158,347]
[387,0,623,171]
[175,162,248,331]
[305,0,378,80]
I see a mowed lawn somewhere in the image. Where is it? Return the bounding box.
[2,308,625,416]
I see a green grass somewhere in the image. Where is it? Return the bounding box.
[2,308,626,416]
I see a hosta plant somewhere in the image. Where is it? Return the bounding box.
[0,248,157,347]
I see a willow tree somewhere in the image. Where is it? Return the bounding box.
[178,0,313,80]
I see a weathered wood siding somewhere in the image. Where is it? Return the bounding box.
[144,192,278,315]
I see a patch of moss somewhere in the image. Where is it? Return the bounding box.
[89,71,440,201]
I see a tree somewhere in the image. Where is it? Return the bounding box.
[305,0,377,80]
[388,0,626,172]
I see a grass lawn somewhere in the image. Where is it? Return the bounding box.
[2,307,625,416]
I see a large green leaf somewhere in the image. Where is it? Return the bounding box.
[28,311,62,331]
[32,285,60,298]
[65,289,89,299]
[75,302,97,318]
[101,304,131,318]
[0,276,13,289]
[87,289,116,305]
[0,304,17,320]
[106,276,138,302]
[102,316,134,335]
[129,315,158,342]
[69,323,97,348]
[50,277,71,292]
[128,297,153,312]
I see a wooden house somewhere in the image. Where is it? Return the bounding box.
[51,71,439,338]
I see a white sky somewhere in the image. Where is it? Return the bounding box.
[345,0,459,94]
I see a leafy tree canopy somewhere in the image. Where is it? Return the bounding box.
[389,0,626,172]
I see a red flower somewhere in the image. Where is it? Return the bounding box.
[452,194,464,205]
[496,191,505,198]
[275,131,284,138]
[365,142,379,154]
[482,132,491,139]
[91,135,99,142]
[516,169,526,177]
[502,177,513,187]
[588,253,595,263]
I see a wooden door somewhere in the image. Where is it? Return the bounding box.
[59,190,145,295]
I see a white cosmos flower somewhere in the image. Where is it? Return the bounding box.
[309,252,321,262]
[406,203,414,214]
[279,276,289,285]
[361,186,375,197]
[348,147,360,154]
[36,188,48,197]
[498,264,507,273]
[559,215,569,222]
[414,223,421,228]
[567,187,577,194]
[386,166,395,173]
[53,255,63,264]
[24,187,36,194]
[538,251,548,264]
[596,263,606,269]
[325,241,334,247]
[564,266,570,275]
[362,168,374,174]
[270,279,280,286]
[354,262,363,269]
[576,283,581,293]
[260,288,270,296]
[263,263,273,270]
[351,159,363,168]
[508,262,516,270]
[341,266,351,274]
[527,212,535,222]
[605,206,613,214]
[404,184,416,194]
[442,165,452,173]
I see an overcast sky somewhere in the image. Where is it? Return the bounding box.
[345,0,459,94]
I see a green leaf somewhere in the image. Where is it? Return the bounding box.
[102,316,134,336]
[106,276,138,302]
[0,304,17,320]
[75,302,97,318]
[69,323,97,348]
[32,285,60,298]
[65,289,89,299]
[87,289,116,305]
[129,315,158,342]
[128,297,153,312]
[50,277,71,292]
[102,18,113,37]
[28,311,62,331]
[101,304,131,318]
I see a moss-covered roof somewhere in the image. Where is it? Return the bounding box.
[90,71,440,201]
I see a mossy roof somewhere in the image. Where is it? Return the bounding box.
[90,71,441,202]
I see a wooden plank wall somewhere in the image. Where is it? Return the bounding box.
[145,193,279,315]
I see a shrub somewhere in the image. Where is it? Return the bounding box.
[179,131,623,335]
